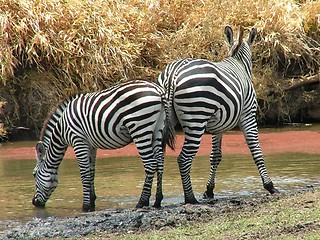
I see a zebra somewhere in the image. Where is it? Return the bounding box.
[32,80,175,212]
[157,26,278,205]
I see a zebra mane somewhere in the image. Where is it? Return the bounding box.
[238,26,244,45]
[40,95,78,149]
[230,26,245,56]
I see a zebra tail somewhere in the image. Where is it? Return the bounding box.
[162,96,176,151]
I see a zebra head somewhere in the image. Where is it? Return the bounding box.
[32,141,58,208]
[224,26,257,77]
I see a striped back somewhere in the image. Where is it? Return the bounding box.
[59,81,168,150]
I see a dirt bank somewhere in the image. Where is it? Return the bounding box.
[2,187,319,240]
[1,130,320,161]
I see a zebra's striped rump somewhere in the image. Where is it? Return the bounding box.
[33,80,175,211]
[173,58,244,134]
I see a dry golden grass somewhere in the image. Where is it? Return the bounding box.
[0,0,319,136]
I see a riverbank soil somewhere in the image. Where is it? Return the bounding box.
[2,188,319,239]
[1,129,320,161]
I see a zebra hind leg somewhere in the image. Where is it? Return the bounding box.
[177,153,199,204]
[136,159,157,208]
[136,174,154,208]
[152,149,164,208]
[177,131,207,204]
[153,171,163,208]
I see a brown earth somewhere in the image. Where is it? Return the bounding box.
[1,130,319,161]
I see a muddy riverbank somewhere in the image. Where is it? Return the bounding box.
[2,186,319,239]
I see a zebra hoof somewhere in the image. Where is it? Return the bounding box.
[136,201,149,208]
[264,182,279,195]
[82,205,95,212]
[152,201,162,209]
[153,193,163,208]
[270,188,280,194]
[185,196,200,205]
[203,191,214,199]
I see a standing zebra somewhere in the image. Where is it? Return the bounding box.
[32,80,175,212]
[157,26,278,204]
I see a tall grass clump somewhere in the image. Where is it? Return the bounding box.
[0,0,319,138]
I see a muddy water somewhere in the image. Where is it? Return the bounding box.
[0,139,319,231]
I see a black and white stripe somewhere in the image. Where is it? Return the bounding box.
[32,80,175,212]
[157,26,278,204]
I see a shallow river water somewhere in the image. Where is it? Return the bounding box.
[0,128,319,231]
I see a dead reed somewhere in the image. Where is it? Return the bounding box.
[0,0,319,137]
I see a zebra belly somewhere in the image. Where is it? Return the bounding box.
[85,125,133,150]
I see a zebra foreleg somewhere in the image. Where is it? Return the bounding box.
[74,144,97,212]
[241,122,279,195]
[81,194,95,212]
[89,148,97,211]
[79,174,96,212]
[204,134,223,199]
[82,189,96,212]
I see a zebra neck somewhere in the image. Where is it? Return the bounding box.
[45,144,67,170]
[220,58,251,78]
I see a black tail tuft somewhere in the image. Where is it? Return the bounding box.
[162,98,176,151]
[162,115,175,151]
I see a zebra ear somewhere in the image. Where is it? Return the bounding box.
[36,142,45,162]
[224,26,234,46]
[248,28,257,46]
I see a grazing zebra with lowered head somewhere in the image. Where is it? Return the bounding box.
[157,26,278,205]
[32,80,175,212]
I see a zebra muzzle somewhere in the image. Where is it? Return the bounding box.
[32,197,46,208]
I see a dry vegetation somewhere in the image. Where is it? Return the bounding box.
[0,0,319,139]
